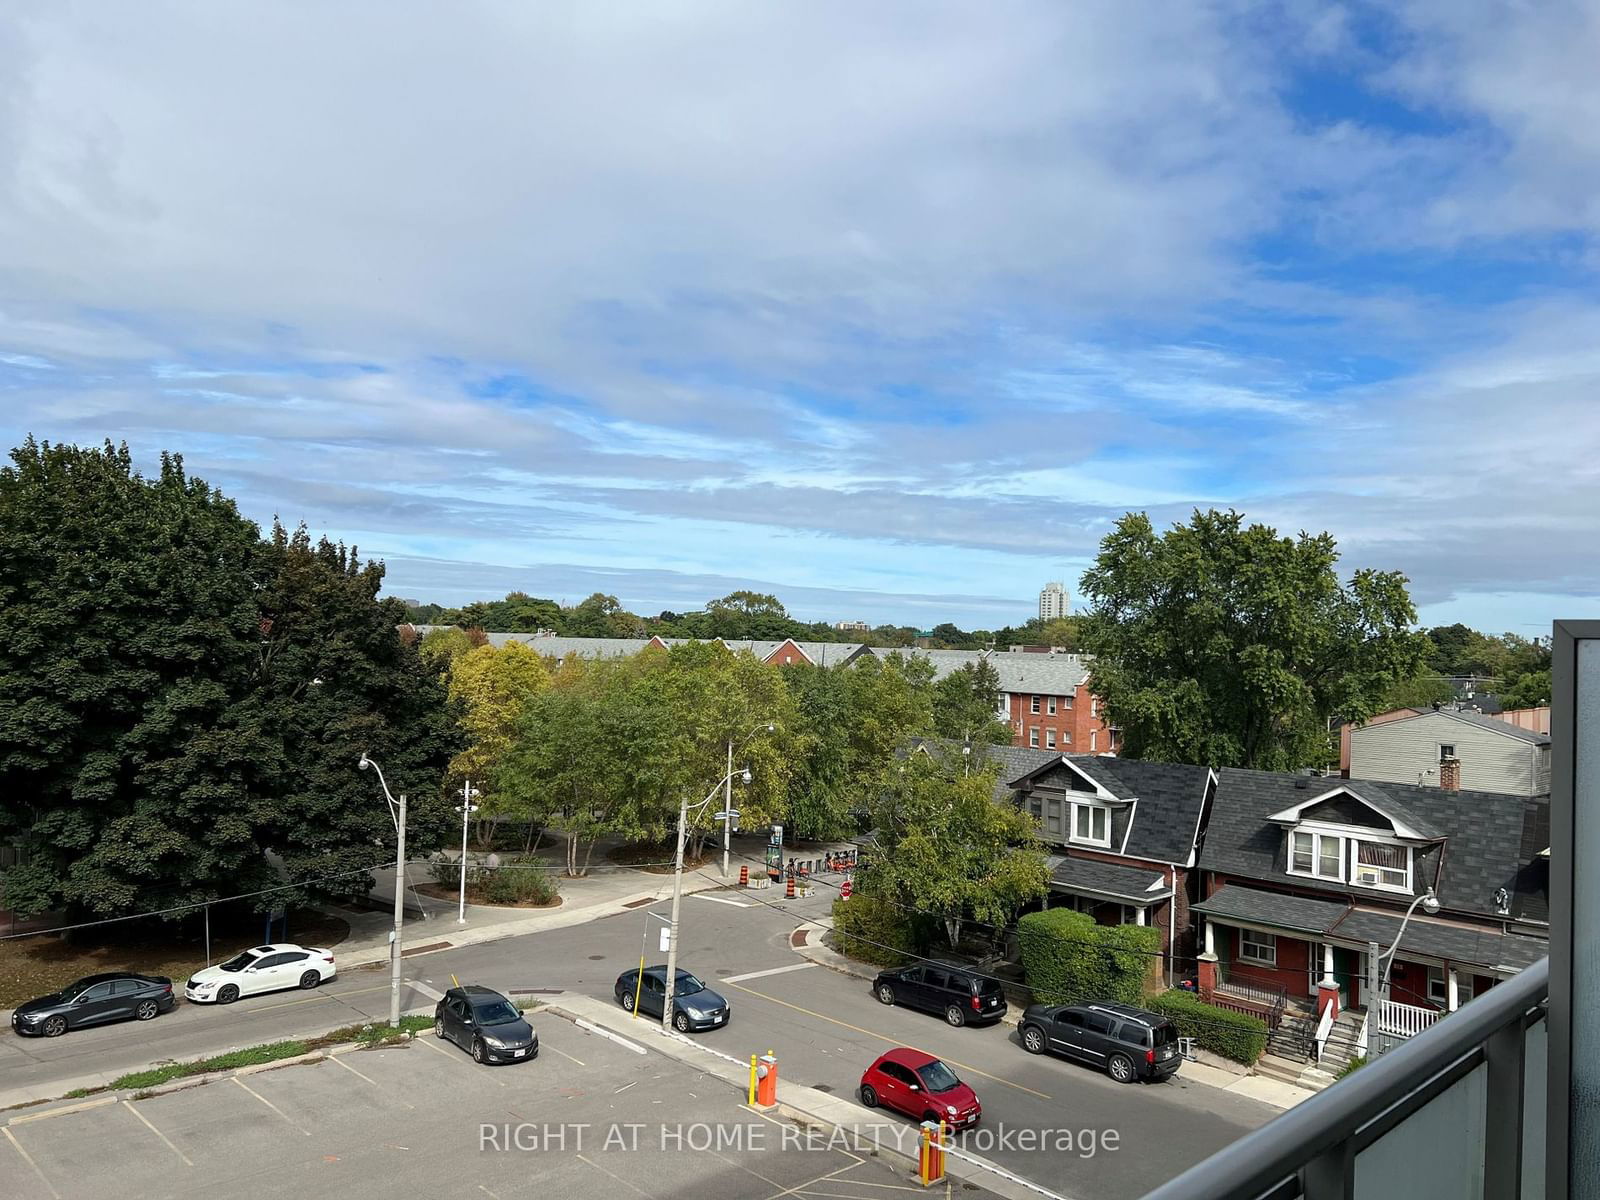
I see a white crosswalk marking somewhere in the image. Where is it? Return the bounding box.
[720,962,817,984]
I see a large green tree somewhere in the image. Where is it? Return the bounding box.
[930,660,1011,745]
[1079,509,1428,771]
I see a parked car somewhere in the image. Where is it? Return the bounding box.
[614,966,730,1032]
[11,972,176,1038]
[1018,1001,1182,1083]
[184,943,336,1004]
[871,962,1007,1027]
[859,1048,981,1128]
[433,985,538,1064]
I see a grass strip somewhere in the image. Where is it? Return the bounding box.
[110,1040,312,1090]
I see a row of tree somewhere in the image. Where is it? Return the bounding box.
[404,589,1080,651]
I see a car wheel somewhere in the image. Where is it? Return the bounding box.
[435,1017,447,1039]
[1108,1053,1136,1084]
[673,1011,691,1033]
[1021,1024,1046,1054]
[135,1000,160,1021]
[217,984,240,1005]
[298,970,321,990]
[875,983,895,1006]
[42,1015,68,1037]
[620,991,635,1012]
[945,1004,966,1028]
[859,1084,879,1108]
[472,1038,487,1064]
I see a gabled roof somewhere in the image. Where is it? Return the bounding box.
[1204,767,1549,924]
[1045,855,1172,903]
[1354,706,1550,746]
[1266,780,1445,842]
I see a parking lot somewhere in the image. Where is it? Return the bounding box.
[0,1008,978,1200]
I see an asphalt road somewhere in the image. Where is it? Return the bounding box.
[2,881,1279,1198]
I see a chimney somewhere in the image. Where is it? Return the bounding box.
[1439,755,1461,792]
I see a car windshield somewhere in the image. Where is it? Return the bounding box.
[473,1000,521,1026]
[916,1061,961,1093]
[61,979,95,1000]
[675,973,705,996]
[219,951,259,972]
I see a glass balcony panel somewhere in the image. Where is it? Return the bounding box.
[1353,1062,1486,1200]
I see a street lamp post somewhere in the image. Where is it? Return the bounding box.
[724,723,774,879]
[664,766,751,1032]
[456,779,480,925]
[358,752,407,1027]
[1376,887,1442,998]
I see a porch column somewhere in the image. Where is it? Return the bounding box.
[1134,906,1146,926]
[1316,942,1340,1021]
[1197,919,1218,1001]
[1447,967,1460,1012]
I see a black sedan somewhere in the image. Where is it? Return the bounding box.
[11,972,176,1037]
[433,985,539,1064]
[614,966,730,1033]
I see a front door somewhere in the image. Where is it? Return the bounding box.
[1335,947,1361,1008]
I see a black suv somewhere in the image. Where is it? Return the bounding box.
[1018,1001,1181,1083]
[872,963,1007,1027]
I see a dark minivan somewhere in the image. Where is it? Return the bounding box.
[872,962,1007,1027]
[1018,1001,1181,1083]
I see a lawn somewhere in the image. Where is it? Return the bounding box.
[0,907,351,1010]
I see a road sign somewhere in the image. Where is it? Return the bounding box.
[659,926,671,953]
[770,824,783,846]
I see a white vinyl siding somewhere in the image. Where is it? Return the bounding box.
[1349,710,1547,797]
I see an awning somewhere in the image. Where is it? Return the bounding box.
[1046,855,1171,905]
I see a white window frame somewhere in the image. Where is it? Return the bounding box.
[1061,729,1072,746]
[1070,802,1111,847]
[1439,743,1456,760]
[1288,829,1345,882]
[1352,839,1413,894]
[1047,696,1057,715]
[1239,929,1277,966]
[1045,728,1057,749]
[1089,730,1097,751]
[1028,727,1040,748]
[1030,695,1041,714]
[1427,967,1448,1007]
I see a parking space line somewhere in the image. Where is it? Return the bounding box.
[416,1034,507,1084]
[760,1162,859,1200]
[721,982,1051,1100]
[545,1043,586,1067]
[2,1127,59,1200]
[328,1052,416,1107]
[231,1075,312,1135]
[576,1151,656,1197]
[723,962,817,983]
[122,1100,193,1166]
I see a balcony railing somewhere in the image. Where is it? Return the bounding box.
[1142,955,1548,1200]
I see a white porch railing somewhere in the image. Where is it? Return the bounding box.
[1313,997,1337,1064]
[1376,996,1441,1038]
[1356,1010,1369,1057]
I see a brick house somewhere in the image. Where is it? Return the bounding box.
[988,749,1215,988]
[1192,769,1548,1028]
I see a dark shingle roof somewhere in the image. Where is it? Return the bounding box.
[1006,754,1212,866]
[1205,767,1548,924]
[1193,885,1348,934]
[1045,855,1171,902]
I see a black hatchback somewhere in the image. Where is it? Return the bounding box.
[872,963,1007,1027]
[11,972,176,1037]
[433,985,539,1065]
[1018,1001,1181,1083]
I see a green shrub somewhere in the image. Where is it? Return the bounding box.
[1016,908,1159,1007]
[1337,1054,1367,1079]
[482,864,559,906]
[1145,990,1268,1065]
[831,894,915,967]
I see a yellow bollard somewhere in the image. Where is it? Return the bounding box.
[748,1055,758,1106]
[917,1120,945,1187]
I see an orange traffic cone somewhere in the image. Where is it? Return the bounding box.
[738,864,749,887]
[785,875,796,899]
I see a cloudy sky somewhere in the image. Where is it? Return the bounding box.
[1,2,1596,631]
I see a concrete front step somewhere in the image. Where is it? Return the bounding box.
[1255,1052,1338,1093]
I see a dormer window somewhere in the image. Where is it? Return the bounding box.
[1354,841,1412,892]
[1289,830,1344,881]
[1287,827,1414,892]
[1071,802,1110,847]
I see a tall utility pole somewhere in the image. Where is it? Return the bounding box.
[456,779,480,925]
[359,753,408,1028]
[663,766,751,1032]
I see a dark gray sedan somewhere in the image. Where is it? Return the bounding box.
[11,972,176,1037]
[614,966,730,1032]
[433,985,538,1064]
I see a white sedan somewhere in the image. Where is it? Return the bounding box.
[184,943,337,1004]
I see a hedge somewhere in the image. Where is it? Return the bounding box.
[1016,908,1159,1007]
[831,894,914,967]
[1145,989,1268,1065]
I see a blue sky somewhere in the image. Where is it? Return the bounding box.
[1,2,1596,634]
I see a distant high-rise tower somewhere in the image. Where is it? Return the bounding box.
[1038,581,1069,622]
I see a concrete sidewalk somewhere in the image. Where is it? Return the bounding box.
[786,920,1319,1112]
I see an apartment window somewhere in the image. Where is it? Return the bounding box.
[1239,929,1277,966]
[1061,730,1071,746]
[1071,803,1110,847]
[1030,695,1041,714]
[1029,727,1039,748]
[1064,694,1074,710]
[1289,830,1344,882]
[1090,698,1098,718]
[1354,841,1412,892]
[1045,729,1057,749]
[1090,730,1097,752]
[1439,743,1456,760]
[1047,696,1057,716]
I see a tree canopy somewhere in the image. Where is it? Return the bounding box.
[1079,509,1428,771]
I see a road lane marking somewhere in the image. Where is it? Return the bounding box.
[690,893,751,908]
[721,982,1051,1100]
[122,1100,193,1166]
[327,1052,416,1107]
[722,962,817,984]
[574,1018,647,1056]
[2,1127,59,1199]
[411,982,445,1001]
[576,1151,655,1197]
[545,1043,586,1067]
[231,1075,311,1134]
[759,1162,860,1200]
